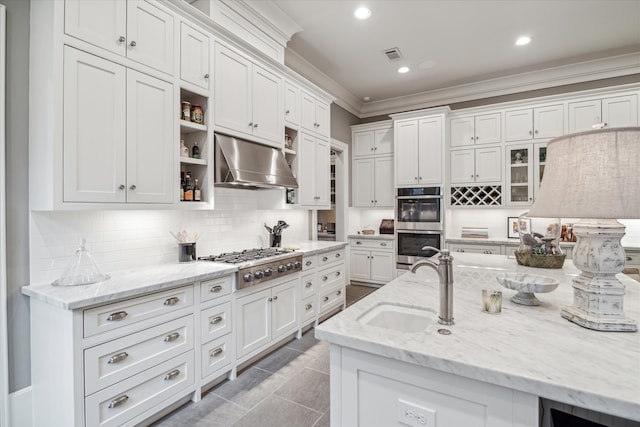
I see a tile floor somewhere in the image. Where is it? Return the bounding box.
[152,284,377,427]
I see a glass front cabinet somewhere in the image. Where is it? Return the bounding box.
[505,143,547,206]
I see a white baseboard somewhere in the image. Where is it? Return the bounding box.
[9,387,32,427]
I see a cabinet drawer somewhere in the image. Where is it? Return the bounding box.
[448,243,499,255]
[318,248,345,267]
[200,275,232,303]
[350,239,394,250]
[301,296,317,326]
[319,285,345,314]
[625,251,640,268]
[303,255,317,271]
[318,263,345,292]
[200,301,232,343]
[84,315,194,396]
[201,333,233,379]
[85,351,194,427]
[301,272,317,299]
[84,286,194,338]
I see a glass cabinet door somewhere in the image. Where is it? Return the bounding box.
[507,145,532,205]
[533,143,547,201]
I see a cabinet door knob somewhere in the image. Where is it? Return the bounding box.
[254,123,258,128]
[273,295,278,301]
[305,260,312,266]
[336,290,342,296]
[285,109,290,114]
[268,297,273,302]
[204,73,210,79]
[306,282,312,288]
[475,174,479,178]
[118,36,126,43]
[323,296,329,302]
[130,184,136,190]
[248,122,253,127]
[129,40,136,47]
[529,130,533,135]
[119,184,125,190]
[322,256,328,261]
[305,303,313,310]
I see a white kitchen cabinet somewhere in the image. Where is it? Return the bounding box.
[298,133,330,207]
[236,277,299,359]
[349,238,394,284]
[450,112,501,147]
[63,47,173,204]
[65,0,174,75]
[450,146,502,185]
[568,94,638,133]
[352,123,394,157]
[180,22,210,89]
[505,142,547,206]
[394,115,444,187]
[505,104,564,141]
[301,89,330,138]
[284,80,300,126]
[352,156,394,208]
[214,43,283,146]
[332,346,537,427]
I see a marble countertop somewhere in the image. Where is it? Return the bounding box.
[347,234,394,240]
[23,240,347,310]
[316,252,640,420]
[446,237,640,251]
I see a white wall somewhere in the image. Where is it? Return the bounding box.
[29,189,310,285]
[348,207,394,235]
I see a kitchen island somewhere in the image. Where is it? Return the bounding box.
[316,252,640,426]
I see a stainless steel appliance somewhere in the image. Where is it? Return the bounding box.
[395,187,444,269]
[199,248,302,289]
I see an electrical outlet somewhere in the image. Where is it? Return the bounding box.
[397,399,436,427]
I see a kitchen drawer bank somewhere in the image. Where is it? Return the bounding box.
[316,252,640,425]
[23,241,346,427]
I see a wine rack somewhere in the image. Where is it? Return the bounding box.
[450,186,502,206]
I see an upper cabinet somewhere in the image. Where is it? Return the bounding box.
[284,80,300,126]
[394,115,445,187]
[297,134,330,208]
[180,22,210,89]
[450,113,501,148]
[351,121,394,208]
[301,90,330,138]
[214,43,283,146]
[504,104,564,142]
[65,0,174,75]
[353,125,393,157]
[568,94,638,133]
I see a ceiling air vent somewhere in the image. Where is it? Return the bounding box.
[383,47,403,61]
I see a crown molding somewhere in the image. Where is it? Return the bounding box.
[286,48,640,119]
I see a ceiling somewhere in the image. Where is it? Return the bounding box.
[272,0,640,116]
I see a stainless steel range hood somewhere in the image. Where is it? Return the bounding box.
[214,133,298,189]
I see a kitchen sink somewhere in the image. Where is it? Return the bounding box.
[358,303,436,332]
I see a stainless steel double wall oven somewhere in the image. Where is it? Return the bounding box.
[395,187,444,270]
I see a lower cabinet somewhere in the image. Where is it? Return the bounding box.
[333,346,537,427]
[349,238,394,285]
[235,276,299,360]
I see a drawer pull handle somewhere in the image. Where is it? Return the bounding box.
[107,311,127,322]
[323,296,329,302]
[322,256,328,262]
[336,290,342,296]
[335,272,341,277]
[305,282,313,288]
[381,243,387,247]
[164,369,180,381]
[164,332,180,342]
[211,347,224,357]
[210,285,223,293]
[356,241,362,245]
[164,297,180,306]
[305,303,313,310]
[305,260,312,266]
[108,395,129,409]
[626,256,632,261]
[210,316,223,325]
[107,352,129,364]
[322,276,328,281]
[335,253,341,258]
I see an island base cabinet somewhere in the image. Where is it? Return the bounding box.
[333,346,538,427]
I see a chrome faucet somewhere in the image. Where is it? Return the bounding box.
[411,247,454,326]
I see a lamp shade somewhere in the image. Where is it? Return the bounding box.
[528,127,640,219]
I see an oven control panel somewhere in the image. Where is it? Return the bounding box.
[238,255,303,288]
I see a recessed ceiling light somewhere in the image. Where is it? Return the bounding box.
[354,7,371,20]
[363,96,371,102]
[515,36,532,46]
[398,66,410,74]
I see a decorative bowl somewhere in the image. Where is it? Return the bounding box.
[496,272,560,306]
[514,250,566,269]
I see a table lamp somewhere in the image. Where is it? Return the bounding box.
[528,127,640,332]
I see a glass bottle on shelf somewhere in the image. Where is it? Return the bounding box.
[194,179,201,202]
[180,172,185,202]
[183,172,193,202]
[192,140,200,159]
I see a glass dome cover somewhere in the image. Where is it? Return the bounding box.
[52,239,110,286]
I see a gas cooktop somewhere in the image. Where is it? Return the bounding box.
[199,248,302,288]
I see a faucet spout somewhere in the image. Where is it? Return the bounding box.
[410,247,454,326]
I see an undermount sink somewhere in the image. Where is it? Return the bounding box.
[358,303,436,332]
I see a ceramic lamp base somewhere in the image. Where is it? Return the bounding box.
[563,219,637,332]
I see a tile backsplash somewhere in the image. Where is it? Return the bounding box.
[29,188,309,285]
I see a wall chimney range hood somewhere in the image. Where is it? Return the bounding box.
[214,133,298,189]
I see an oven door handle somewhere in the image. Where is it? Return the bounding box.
[396,195,442,200]
[396,229,442,235]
